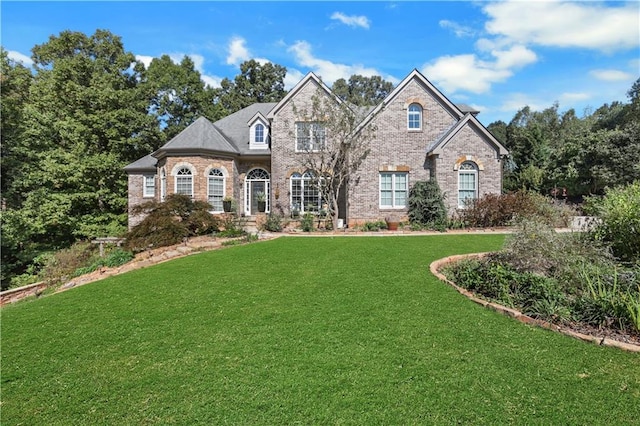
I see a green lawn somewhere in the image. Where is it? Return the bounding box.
[2,235,639,425]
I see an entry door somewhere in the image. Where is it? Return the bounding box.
[250,181,266,214]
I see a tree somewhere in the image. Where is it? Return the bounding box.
[144,55,225,140]
[125,194,220,252]
[1,30,159,287]
[0,48,33,209]
[291,88,376,229]
[215,60,287,113]
[332,74,394,106]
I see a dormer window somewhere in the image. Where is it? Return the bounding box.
[255,123,264,143]
[250,119,269,149]
[408,103,422,130]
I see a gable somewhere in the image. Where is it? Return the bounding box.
[428,113,508,157]
[267,72,338,120]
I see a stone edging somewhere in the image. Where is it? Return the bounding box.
[430,253,640,353]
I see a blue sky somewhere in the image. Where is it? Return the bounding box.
[2,1,638,125]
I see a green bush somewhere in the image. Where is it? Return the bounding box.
[408,181,447,227]
[73,248,134,277]
[586,181,640,262]
[361,220,387,231]
[125,194,220,251]
[262,213,283,232]
[300,213,315,232]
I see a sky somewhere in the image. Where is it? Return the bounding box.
[1,1,639,125]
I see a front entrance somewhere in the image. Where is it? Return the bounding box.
[245,168,270,215]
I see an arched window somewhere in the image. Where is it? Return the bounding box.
[408,103,422,130]
[255,123,264,143]
[175,167,193,197]
[290,171,322,213]
[458,161,478,208]
[208,169,225,212]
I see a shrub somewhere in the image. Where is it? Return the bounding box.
[262,213,283,232]
[408,181,447,227]
[361,220,387,231]
[218,215,247,238]
[300,213,315,232]
[586,181,640,262]
[125,194,220,252]
[461,190,573,228]
[498,219,615,287]
[73,248,134,277]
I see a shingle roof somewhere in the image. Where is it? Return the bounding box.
[124,153,157,172]
[157,116,238,154]
[213,103,276,155]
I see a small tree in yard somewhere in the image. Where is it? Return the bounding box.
[291,88,376,230]
[125,194,220,251]
[408,181,447,228]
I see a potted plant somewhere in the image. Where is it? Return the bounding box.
[385,215,400,231]
[223,196,233,213]
[256,192,267,213]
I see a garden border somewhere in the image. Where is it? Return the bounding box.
[430,253,640,353]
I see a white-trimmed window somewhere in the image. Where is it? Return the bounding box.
[143,175,155,198]
[208,169,225,212]
[408,103,422,130]
[290,172,322,213]
[380,172,408,208]
[175,167,193,197]
[296,122,326,151]
[255,123,264,143]
[458,161,478,208]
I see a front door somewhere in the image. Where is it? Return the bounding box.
[244,168,270,215]
[250,181,265,215]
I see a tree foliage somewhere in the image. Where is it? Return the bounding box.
[1,30,159,287]
[144,55,225,140]
[331,74,394,106]
[215,59,287,113]
[496,79,640,197]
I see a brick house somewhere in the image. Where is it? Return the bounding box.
[125,69,508,228]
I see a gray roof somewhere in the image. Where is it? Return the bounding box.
[157,116,238,154]
[214,103,276,155]
[455,103,480,115]
[124,153,157,172]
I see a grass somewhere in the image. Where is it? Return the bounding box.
[2,235,639,425]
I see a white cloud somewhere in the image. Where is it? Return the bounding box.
[498,93,547,113]
[483,1,639,52]
[226,36,250,65]
[7,50,33,67]
[492,45,537,70]
[135,55,154,68]
[439,20,475,38]
[287,40,396,85]
[284,68,305,89]
[560,92,591,102]
[330,12,370,29]
[422,45,537,94]
[590,69,634,82]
